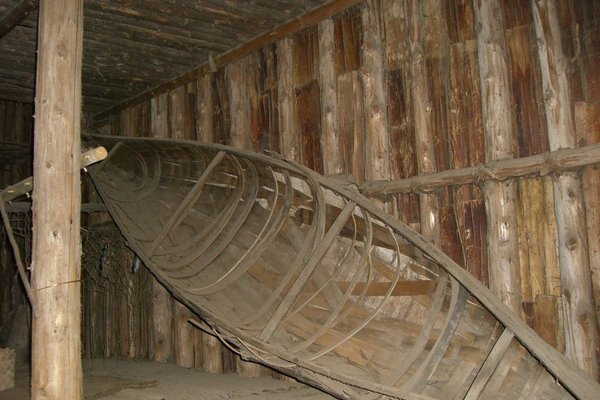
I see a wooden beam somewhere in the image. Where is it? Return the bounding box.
[533,0,600,378]
[31,0,83,399]
[0,0,38,40]
[335,280,435,296]
[360,142,600,196]
[94,0,364,122]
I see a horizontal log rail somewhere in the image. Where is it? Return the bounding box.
[360,142,600,197]
[0,0,38,40]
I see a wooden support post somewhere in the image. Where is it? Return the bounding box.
[533,0,600,378]
[150,93,169,138]
[277,37,299,162]
[473,0,522,315]
[227,56,262,377]
[318,18,343,175]
[361,0,391,210]
[149,280,172,362]
[172,301,194,368]
[408,0,440,244]
[31,0,83,399]
[197,74,214,143]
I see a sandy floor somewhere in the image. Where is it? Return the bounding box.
[0,359,335,400]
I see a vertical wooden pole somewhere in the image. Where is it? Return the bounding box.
[278,37,299,162]
[533,0,600,378]
[407,0,441,245]
[193,72,224,373]
[473,0,522,315]
[361,0,391,210]
[149,280,172,362]
[172,301,194,368]
[319,18,343,175]
[197,74,214,143]
[31,0,83,399]
[150,93,169,138]
[227,57,262,377]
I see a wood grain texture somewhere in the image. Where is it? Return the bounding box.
[473,0,522,316]
[31,1,83,399]
[533,0,600,378]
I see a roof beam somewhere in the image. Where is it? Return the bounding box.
[0,0,38,40]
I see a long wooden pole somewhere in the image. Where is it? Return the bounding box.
[533,0,600,378]
[408,0,440,244]
[473,0,522,315]
[31,0,83,399]
[360,142,600,196]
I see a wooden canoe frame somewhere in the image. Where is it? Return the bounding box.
[87,134,600,400]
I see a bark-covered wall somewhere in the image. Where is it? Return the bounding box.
[94,0,600,381]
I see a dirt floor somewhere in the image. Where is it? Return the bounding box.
[0,359,335,399]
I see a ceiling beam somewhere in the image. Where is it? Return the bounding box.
[95,0,364,121]
[0,0,38,40]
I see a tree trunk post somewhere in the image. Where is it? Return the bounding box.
[31,0,84,399]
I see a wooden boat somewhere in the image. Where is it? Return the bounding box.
[87,135,599,400]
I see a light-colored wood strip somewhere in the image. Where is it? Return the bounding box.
[383,272,449,385]
[402,279,469,393]
[260,200,356,341]
[335,280,435,297]
[148,150,225,255]
[464,327,515,399]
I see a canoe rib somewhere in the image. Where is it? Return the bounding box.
[87,135,600,400]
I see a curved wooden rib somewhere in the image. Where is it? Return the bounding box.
[88,135,599,400]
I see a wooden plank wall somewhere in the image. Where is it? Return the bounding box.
[95,0,600,381]
[0,99,33,362]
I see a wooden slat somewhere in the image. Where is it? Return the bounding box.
[464,327,515,400]
[148,150,225,255]
[335,280,435,297]
[402,279,468,393]
[259,200,356,341]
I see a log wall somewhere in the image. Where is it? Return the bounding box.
[92,0,600,381]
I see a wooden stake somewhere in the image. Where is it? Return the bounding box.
[227,56,263,377]
[197,74,214,143]
[408,0,441,244]
[31,0,83,398]
[473,0,522,315]
[277,37,299,162]
[318,18,343,175]
[533,0,600,378]
[361,0,391,210]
